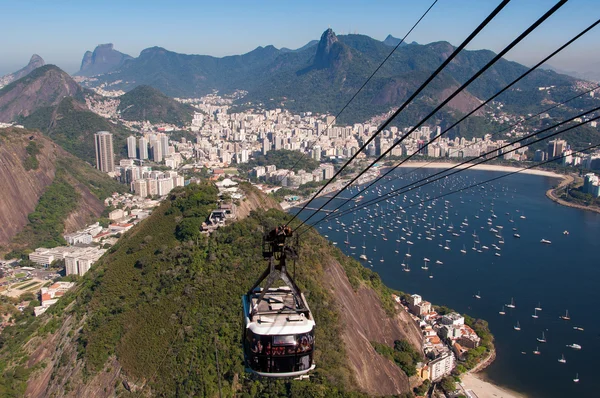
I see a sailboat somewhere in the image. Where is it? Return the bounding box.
[380,256,384,263]
[573,373,580,383]
[532,309,539,319]
[406,246,411,258]
[560,310,571,320]
[558,354,566,364]
[514,321,521,331]
[499,305,506,315]
[506,298,516,309]
[344,233,350,245]
[533,347,541,355]
[474,291,481,299]
[537,331,547,343]
[535,302,542,311]
[359,247,367,261]
[460,244,467,254]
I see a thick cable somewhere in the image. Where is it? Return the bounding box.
[293,0,565,231]
[287,0,512,227]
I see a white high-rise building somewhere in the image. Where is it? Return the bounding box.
[127,136,137,158]
[139,137,148,160]
[150,140,163,162]
[160,133,169,158]
[94,131,115,173]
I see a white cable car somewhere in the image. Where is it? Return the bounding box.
[242,226,316,378]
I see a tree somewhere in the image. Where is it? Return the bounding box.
[440,376,456,393]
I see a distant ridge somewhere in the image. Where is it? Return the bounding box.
[0,54,45,89]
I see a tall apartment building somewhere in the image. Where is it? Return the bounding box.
[94,131,115,173]
[127,135,137,158]
[139,137,149,160]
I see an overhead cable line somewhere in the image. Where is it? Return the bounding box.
[292,0,566,231]
[286,0,512,227]
[277,0,439,184]
[320,18,600,216]
[300,111,600,230]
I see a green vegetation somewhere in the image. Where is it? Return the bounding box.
[117,85,195,125]
[271,180,327,201]
[370,339,421,377]
[22,141,41,170]
[22,97,132,163]
[0,181,423,396]
[439,376,456,393]
[238,149,320,176]
[10,170,79,253]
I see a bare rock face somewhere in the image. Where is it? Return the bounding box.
[0,54,45,89]
[77,43,132,76]
[313,28,351,70]
[0,128,105,249]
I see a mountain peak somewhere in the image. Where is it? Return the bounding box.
[0,54,46,89]
[28,54,45,67]
[76,43,132,77]
[314,28,349,69]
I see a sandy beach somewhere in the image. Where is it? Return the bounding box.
[396,161,566,180]
[460,373,527,398]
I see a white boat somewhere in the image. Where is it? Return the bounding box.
[359,254,367,260]
[573,373,579,383]
[532,309,538,319]
[533,347,541,355]
[563,230,569,235]
[499,305,506,315]
[573,326,584,331]
[460,244,467,254]
[495,252,501,257]
[567,343,581,350]
[537,331,547,343]
[560,310,570,321]
[513,233,521,238]
[558,354,566,364]
[435,260,443,265]
[540,239,552,244]
[506,298,516,309]
[514,321,521,331]
[535,302,542,311]
[474,291,481,299]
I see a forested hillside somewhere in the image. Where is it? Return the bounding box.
[0,182,423,397]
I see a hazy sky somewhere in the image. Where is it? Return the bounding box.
[1,0,599,75]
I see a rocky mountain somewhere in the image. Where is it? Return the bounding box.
[117,85,195,125]
[0,64,132,164]
[80,28,583,129]
[0,182,424,397]
[0,54,45,89]
[0,65,83,122]
[382,34,415,47]
[76,43,133,77]
[0,128,124,255]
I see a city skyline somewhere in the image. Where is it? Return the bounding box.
[2,0,599,76]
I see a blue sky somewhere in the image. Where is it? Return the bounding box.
[1,0,599,75]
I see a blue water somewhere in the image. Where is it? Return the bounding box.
[292,168,600,398]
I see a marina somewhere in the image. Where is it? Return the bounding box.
[292,167,600,398]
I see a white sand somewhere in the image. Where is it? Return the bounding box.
[396,161,566,180]
[461,373,527,398]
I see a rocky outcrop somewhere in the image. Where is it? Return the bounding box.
[323,256,423,395]
[77,43,132,76]
[313,28,352,70]
[0,54,45,89]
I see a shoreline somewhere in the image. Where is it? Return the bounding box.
[396,161,566,179]
[545,174,600,215]
[459,349,527,398]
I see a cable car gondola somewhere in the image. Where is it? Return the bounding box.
[242,226,316,378]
